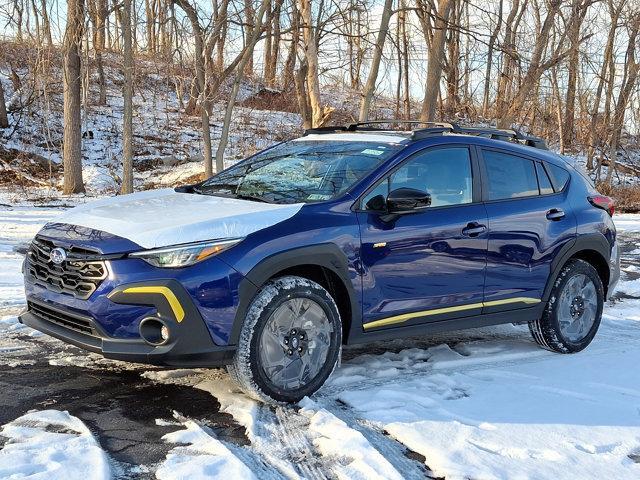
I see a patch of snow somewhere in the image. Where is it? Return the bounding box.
[0,410,111,480]
[299,398,404,480]
[157,416,256,480]
[615,214,640,232]
[337,310,640,480]
[197,378,260,441]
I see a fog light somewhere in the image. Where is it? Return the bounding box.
[139,317,170,345]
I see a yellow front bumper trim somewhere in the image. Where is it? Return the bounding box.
[121,286,185,323]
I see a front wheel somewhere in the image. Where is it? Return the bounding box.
[529,259,604,353]
[227,276,342,403]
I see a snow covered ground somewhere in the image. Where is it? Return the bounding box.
[1,202,640,479]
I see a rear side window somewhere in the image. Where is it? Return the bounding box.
[545,163,570,192]
[536,163,554,194]
[483,150,539,200]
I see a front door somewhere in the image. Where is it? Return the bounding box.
[357,145,488,331]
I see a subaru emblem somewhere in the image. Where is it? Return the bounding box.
[49,247,67,265]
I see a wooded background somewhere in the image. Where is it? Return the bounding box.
[0,0,639,195]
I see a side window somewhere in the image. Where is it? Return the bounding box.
[536,163,554,195]
[545,163,570,192]
[483,150,539,200]
[363,147,473,209]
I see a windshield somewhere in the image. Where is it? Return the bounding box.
[195,140,404,204]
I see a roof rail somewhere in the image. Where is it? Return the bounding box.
[344,120,458,131]
[303,120,548,150]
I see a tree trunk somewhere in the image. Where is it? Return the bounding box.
[244,0,256,76]
[482,0,502,117]
[606,16,639,183]
[121,0,134,194]
[40,0,53,45]
[173,0,213,177]
[214,0,270,170]
[62,0,86,194]
[295,60,312,128]
[499,0,562,128]
[0,80,8,128]
[358,0,394,121]
[419,0,453,122]
[282,0,299,89]
[586,0,622,170]
[264,0,281,87]
[562,0,588,149]
[298,0,331,127]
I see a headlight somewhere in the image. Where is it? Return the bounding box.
[128,238,243,268]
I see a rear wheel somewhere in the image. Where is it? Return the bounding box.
[529,259,604,353]
[228,276,342,403]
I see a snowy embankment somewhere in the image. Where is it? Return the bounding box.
[0,410,110,479]
[1,202,640,479]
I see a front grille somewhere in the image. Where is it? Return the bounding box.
[26,237,108,300]
[28,301,96,336]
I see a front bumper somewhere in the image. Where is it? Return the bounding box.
[20,279,236,367]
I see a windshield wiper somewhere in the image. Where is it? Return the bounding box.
[234,193,272,203]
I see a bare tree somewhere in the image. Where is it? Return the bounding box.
[586,0,625,170]
[498,0,563,128]
[418,0,453,122]
[121,0,134,194]
[62,0,85,194]
[359,0,394,121]
[482,0,503,117]
[561,0,589,149]
[297,0,333,127]
[605,13,639,183]
[173,0,213,177]
[0,79,8,129]
[214,0,272,168]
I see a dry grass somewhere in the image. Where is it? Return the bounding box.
[596,182,640,213]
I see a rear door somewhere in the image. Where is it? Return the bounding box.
[479,147,577,312]
[357,145,489,331]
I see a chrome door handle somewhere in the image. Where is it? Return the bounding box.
[462,222,487,237]
[546,208,565,221]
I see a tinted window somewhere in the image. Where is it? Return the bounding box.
[363,147,473,209]
[536,163,554,194]
[545,163,570,192]
[483,150,539,200]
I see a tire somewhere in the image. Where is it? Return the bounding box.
[227,276,342,403]
[529,259,604,353]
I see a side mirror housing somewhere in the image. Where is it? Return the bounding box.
[386,188,431,213]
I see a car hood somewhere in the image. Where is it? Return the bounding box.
[49,188,304,249]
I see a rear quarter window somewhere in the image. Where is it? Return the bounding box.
[545,163,571,192]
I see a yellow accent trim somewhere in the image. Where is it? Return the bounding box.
[483,297,541,308]
[363,297,541,330]
[122,286,185,323]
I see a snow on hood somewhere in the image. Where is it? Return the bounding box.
[51,188,304,249]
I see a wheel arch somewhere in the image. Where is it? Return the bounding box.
[543,234,611,302]
[229,244,360,345]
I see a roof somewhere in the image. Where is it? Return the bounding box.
[302,121,548,150]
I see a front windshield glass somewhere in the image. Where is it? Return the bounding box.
[196,140,404,204]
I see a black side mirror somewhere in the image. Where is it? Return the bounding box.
[386,188,431,213]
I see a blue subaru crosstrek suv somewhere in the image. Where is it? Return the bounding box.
[20,122,620,403]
